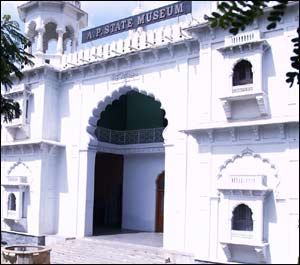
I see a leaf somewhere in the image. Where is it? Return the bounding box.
[211,20,218,28]
[229,27,239,35]
[266,22,277,30]
[286,72,297,87]
[1,14,35,122]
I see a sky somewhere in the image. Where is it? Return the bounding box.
[1,1,211,50]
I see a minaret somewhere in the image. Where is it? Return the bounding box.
[17,1,88,62]
[129,1,144,37]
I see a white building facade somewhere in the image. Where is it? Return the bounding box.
[1,1,299,264]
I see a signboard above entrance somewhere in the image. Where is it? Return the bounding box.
[82,1,192,43]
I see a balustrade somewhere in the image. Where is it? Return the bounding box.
[224,30,261,47]
[96,127,164,145]
[61,23,191,69]
[218,175,268,190]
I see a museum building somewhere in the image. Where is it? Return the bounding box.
[1,1,299,263]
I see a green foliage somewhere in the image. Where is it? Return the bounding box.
[286,28,299,87]
[204,1,299,88]
[1,14,34,123]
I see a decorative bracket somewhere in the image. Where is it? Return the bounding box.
[152,49,159,61]
[256,94,268,116]
[167,45,174,58]
[254,245,268,263]
[138,53,145,63]
[229,128,237,142]
[220,243,231,260]
[252,125,260,141]
[221,100,232,119]
[207,129,214,143]
[278,124,286,139]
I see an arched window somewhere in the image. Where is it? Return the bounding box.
[232,204,253,231]
[232,60,253,86]
[8,193,16,211]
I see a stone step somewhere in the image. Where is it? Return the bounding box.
[50,238,166,264]
[49,236,197,264]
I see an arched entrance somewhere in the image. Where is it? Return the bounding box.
[92,90,168,235]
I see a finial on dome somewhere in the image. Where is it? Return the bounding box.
[132,1,143,16]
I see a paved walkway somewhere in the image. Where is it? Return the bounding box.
[49,232,166,264]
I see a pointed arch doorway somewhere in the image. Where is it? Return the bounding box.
[155,171,165,232]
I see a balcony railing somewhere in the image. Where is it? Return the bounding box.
[232,84,254,94]
[96,127,165,145]
[231,230,254,240]
[225,30,261,47]
[218,175,268,190]
[2,176,29,187]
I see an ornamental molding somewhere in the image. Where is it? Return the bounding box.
[217,148,280,196]
[1,141,65,156]
[87,84,168,141]
[111,70,140,82]
[91,142,165,155]
[186,122,293,145]
[217,147,278,179]
[7,159,32,176]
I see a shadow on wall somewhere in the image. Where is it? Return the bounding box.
[57,83,71,142]
[263,39,276,120]
[264,192,278,263]
[55,148,69,233]
[4,219,27,233]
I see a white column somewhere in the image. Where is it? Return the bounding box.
[71,37,78,52]
[56,28,65,55]
[76,148,96,237]
[26,36,33,54]
[36,27,45,53]
[24,27,33,54]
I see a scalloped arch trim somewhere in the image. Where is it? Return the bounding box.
[86,85,168,139]
[217,147,278,179]
[7,159,31,176]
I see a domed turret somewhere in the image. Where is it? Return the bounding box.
[17,1,88,60]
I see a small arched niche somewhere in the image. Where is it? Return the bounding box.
[232,203,253,231]
[232,60,253,86]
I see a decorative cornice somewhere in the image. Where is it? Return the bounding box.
[1,140,65,156]
[7,159,31,176]
[181,118,298,134]
[218,148,278,179]
[88,141,165,155]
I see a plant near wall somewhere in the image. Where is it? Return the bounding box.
[204,1,299,88]
[1,14,34,123]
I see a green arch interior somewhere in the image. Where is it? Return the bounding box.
[97,91,168,130]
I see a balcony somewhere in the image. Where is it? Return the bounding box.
[3,84,32,139]
[219,89,268,119]
[231,230,253,241]
[232,83,254,94]
[95,127,165,145]
[218,29,269,54]
[224,30,261,47]
[217,175,271,196]
[1,176,29,188]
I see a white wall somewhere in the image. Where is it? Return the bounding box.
[185,123,299,263]
[1,152,42,236]
[122,153,164,231]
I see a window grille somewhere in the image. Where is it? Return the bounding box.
[8,193,16,211]
[232,204,253,231]
[233,60,253,86]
